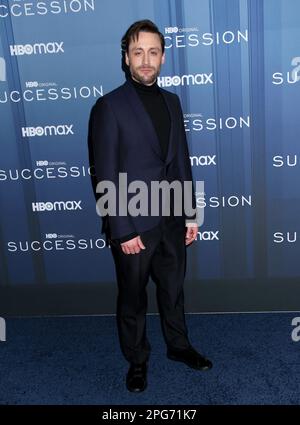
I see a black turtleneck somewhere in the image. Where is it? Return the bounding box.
[116,75,171,244]
[129,75,171,160]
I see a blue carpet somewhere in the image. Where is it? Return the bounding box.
[0,313,300,404]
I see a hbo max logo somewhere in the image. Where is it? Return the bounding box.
[158,73,213,87]
[10,42,64,56]
[32,201,82,212]
[22,125,74,138]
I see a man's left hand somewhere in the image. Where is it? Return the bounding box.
[185,224,198,246]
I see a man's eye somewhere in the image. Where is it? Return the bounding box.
[151,51,158,55]
[135,52,141,55]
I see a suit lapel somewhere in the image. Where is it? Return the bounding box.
[123,79,178,165]
[160,89,178,165]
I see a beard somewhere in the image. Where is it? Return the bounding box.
[130,65,161,86]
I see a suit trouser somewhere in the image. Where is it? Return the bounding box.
[110,215,191,364]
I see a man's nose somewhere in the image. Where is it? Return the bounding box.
[142,53,150,65]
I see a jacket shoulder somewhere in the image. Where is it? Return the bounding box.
[92,82,126,111]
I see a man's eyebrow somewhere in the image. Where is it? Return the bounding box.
[132,46,160,51]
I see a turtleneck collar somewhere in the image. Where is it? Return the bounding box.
[129,74,160,94]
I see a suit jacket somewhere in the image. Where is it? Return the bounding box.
[90,77,196,240]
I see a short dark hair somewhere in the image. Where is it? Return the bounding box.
[122,19,165,54]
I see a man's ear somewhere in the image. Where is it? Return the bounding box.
[125,52,129,66]
[161,52,165,65]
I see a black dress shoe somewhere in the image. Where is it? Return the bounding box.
[167,346,212,371]
[126,362,148,392]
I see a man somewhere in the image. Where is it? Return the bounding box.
[90,20,212,393]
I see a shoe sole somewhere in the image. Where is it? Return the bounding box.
[167,353,212,371]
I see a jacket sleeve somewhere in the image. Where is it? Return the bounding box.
[175,95,197,224]
[116,231,139,244]
[90,97,137,239]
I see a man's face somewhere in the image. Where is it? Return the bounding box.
[125,31,165,86]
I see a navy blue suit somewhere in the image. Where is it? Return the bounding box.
[90,77,196,241]
[90,77,196,364]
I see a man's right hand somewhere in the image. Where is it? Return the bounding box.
[120,236,146,255]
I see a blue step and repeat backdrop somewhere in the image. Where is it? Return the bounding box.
[0,0,300,315]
